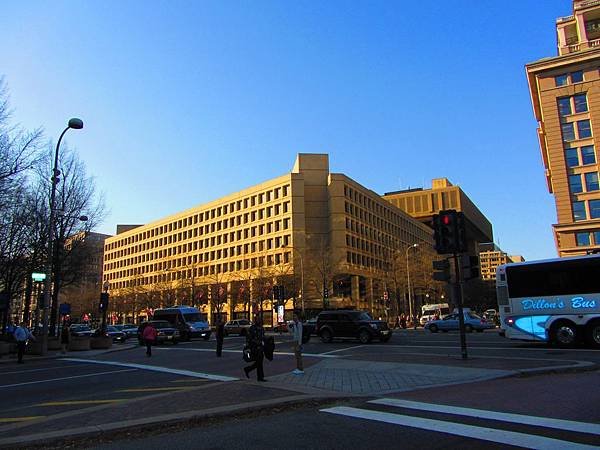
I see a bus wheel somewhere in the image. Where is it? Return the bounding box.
[585,320,600,349]
[551,321,578,347]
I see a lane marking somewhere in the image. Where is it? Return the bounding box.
[321,345,365,355]
[0,369,137,389]
[0,364,92,375]
[0,416,44,423]
[321,406,598,450]
[37,400,125,406]
[369,399,600,436]
[60,358,238,382]
[153,347,341,358]
[118,387,193,393]
[170,379,210,383]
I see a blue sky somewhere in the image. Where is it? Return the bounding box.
[1,0,568,260]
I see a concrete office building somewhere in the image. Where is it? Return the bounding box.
[382,178,494,256]
[478,244,525,281]
[103,154,434,324]
[526,0,600,256]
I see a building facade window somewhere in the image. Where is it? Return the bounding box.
[594,231,600,245]
[576,232,591,246]
[585,172,599,191]
[582,145,596,164]
[590,199,600,219]
[569,174,583,193]
[574,94,588,113]
[562,123,575,141]
[555,71,583,86]
[558,97,572,116]
[573,201,587,221]
[565,148,579,167]
[577,119,592,139]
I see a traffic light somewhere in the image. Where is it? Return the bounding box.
[461,255,480,280]
[99,292,109,312]
[432,259,451,282]
[273,285,280,300]
[433,210,467,254]
[278,285,285,302]
[324,287,329,299]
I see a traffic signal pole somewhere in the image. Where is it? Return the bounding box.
[453,252,468,360]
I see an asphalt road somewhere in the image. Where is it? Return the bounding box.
[1,329,599,448]
[90,370,600,450]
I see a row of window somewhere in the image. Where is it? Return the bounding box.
[105,184,291,251]
[346,251,388,271]
[576,231,600,247]
[558,93,588,116]
[108,252,292,289]
[104,233,292,273]
[561,119,592,142]
[555,70,584,87]
[569,172,599,194]
[565,145,596,167]
[105,216,291,262]
[572,199,600,221]
[344,185,400,223]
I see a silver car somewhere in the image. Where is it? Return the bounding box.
[424,312,495,333]
[224,319,251,336]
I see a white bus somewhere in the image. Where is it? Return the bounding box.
[496,254,600,347]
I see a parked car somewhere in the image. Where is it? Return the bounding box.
[316,310,392,344]
[137,320,180,345]
[424,312,495,333]
[69,324,94,337]
[104,326,127,343]
[113,324,139,338]
[224,319,252,336]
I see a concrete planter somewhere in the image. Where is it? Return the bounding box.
[26,341,45,355]
[47,337,61,350]
[90,336,113,349]
[0,342,9,356]
[68,336,91,351]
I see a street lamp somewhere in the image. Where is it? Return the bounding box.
[281,244,304,314]
[40,118,84,355]
[405,243,418,329]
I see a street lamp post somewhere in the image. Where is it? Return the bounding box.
[405,243,418,329]
[281,244,304,314]
[40,118,83,355]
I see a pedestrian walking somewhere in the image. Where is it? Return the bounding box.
[142,322,157,357]
[400,313,407,329]
[60,320,70,354]
[290,312,304,375]
[14,322,35,364]
[216,316,225,357]
[243,316,266,382]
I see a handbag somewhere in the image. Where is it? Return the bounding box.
[242,345,255,363]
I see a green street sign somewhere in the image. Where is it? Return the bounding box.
[32,272,46,282]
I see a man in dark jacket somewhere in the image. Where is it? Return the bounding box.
[243,316,266,381]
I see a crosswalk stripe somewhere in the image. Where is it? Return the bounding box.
[37,400,125,406]
[0,416,44,423]
[320,406,598,450]
[369,398,600,436]
[60,358,237,382]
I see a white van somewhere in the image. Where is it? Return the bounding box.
[420,303,450,326]
[153,306,211,341]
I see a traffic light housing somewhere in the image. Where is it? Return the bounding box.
[324,287,329,299]
[461,255,480,280]
[273,285,280,300]
[99,292,109,312]
[433,210,467,254]
[432,259,451,282]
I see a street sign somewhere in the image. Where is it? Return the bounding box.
[32,272,46,282]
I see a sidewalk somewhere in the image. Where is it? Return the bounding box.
[2,344,596,449]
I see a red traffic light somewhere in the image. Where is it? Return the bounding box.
[442,215,451,225]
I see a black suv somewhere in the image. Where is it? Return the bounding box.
[316,310,392,344]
